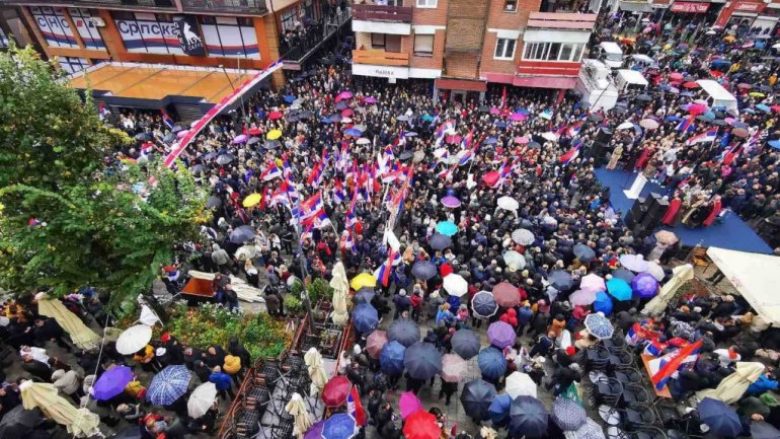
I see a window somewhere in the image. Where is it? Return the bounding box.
[416,0,437,8]
[302,0,315,20]
[504,0,517,11]
[371,33,386,49]
[523,42,585,62]
[199,16,261,59]
[385,34,402,52]
[281,9,297,32]
[69,8,105,50]
[414,33,434,56]
[494,37,515,60]
[58,57,89,74]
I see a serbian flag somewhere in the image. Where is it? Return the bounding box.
[676,114,696,133]
[651,339,702,389]
[161,109,175,130]
[377,248,399,287]
[307,161,324,187]
[300,192,323,219]
[260,163,282,182]
[567,120,585,137]
[333,179,347,204]
[559,142,582,165]
[347,386,367,426]
[686,128,718,145]
[457,148,474,166]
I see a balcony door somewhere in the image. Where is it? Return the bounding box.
[371,33,402,53]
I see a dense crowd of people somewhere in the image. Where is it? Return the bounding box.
[4,8,780,439]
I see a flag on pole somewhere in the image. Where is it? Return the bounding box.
[651,339,702,389]
[260,163,282,182]
[685,128,718,145]
[347,386,367,426]
[161,109,175,130]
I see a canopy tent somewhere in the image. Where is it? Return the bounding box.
[696,79,738,114]
[707,247,780,325]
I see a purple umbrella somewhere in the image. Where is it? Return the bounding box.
[304,420,325,439]
[487,321,516,349]
[93,365,134,401]
[441,195,461,208]
[232,134,248,144]
[631,273,659,299]
[363,96,377,104]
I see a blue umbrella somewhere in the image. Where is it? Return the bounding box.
[478,347,507,381]
[698,398,741,437]
[352,303,378,334]
[320,117,333,124]
[769,140,780,150]
[344,128,362,137]
[387,319,420,347]
[322,413,356,439]
[551,397,587,431]
[327,114,342,123]
[584,313,615,340]
[549,270,574,291]
[93,365,134,401]
[421,114,434,122]
[665,115,683,123]
[435,221,458,236]
[379,340,406,376]
[484,137,498,145]
[573,243,595,262]
[451,329,481,360]
[412,260,437,280]
[593,291,613,315]
[471,291,498,318]
[403,342,442,380]
[606,278,632,301]
[509,396,549,438]
[489,394,513,427]
[148,365,191,406]
[460,379,497,422]
[613,268,635,283]
[495,121,507,128]
[283,94,296,104]
[429,233,452,250]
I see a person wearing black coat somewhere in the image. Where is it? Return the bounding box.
[438,379,458,405]
[183,347,203,370]
[204,346,226,369]
[228,338,252,370]
[33,318,69,350]
[193,360,212,383]
[367,390,382,423]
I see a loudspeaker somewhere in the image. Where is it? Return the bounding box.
[596,127,613,144]
[591,141,609,167]
[645,192,669,222]
[625,196,648,228]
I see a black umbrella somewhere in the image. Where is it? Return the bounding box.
[429,233,452,250]
[265,140,281,149]
[527,141,541,149]
[460,379,497,422]
[411,261,437,280]
[299,110,314,120]
[471,291,498,318]
[451,329,481,360]
[752,422,780,439]
[387,319,420,347]
[636,94,652,102]
[509,396,549,438]
[399,151,414,161]
[548,270,574,291]
[202,151,218,161]
[247,137,261,145]
[588,114,603,122]
[612,268,635,283]
[573,243,596,262]
[355,287,375,303]
[134,132,151,141]
[216,154,234,165]
[229,225,255,244]
[711,119,727,126]
[403,342,442,380]
[0,406,42,436]
[206,195,222,209]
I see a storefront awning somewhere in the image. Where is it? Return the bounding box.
[483,72,515,84]
[512,76,578,90]
[435,78,487,92]
[619,0,654,12]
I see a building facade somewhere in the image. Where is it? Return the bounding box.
[0,0,350,86]
[350,0,597,100]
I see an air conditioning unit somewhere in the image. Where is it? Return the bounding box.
[87,17,106,27]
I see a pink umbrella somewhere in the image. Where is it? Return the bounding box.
[336,91,353,102]
[580,273,606,294]
[366,330,388,359]
[482,171,500,187]
[569,289,597,306]
[441,353,468,383]
[493,282,521,307]
[441,195,461,208]
[232,134,247,144]
[490,107,501,115]
[341,108,354,117]
[445,134,462,144]
[514,136,529,144]
[268,111,283,120]
[363,96,377,104]
[399,391,423,419]
[510,112,527,122]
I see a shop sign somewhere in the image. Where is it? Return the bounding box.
[734,1,766,12]
[670,1,710,12]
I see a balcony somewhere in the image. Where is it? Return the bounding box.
[1,0,175,7]
[352,49,409,66]
[352,4,412,23]
[280,7,351,69]
[180,0,267,14]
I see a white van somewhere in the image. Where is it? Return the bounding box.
[615,69,649,92]
[598,42,624,69]
[696,79,739,114]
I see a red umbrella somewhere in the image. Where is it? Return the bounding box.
[268,111,283,120]
[771,105,780,113]
[322,376,351,407]
[737,83,752,90]
[683,81,699,89]
[366,330,388,359]
[439,262,454,277]
[709,70,725,78]
[492,282,521,308]
[482,171,499,187]
[403,410,440,439]
[248,127,262,136]
[341,108,354,117]
[668,72,683,81]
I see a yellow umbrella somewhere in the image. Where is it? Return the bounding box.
[723,35,736,43]
[750,92,766,98]
[243,193,262,208]
[350,272,377,291]
[20,381,101,437]
[697,362,765,404]
[37,296,100,350]
[267,129,282,140]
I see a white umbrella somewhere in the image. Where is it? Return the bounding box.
[304,347,329,394]
[541,132,559,142]
[330,261,349,326]
[616,121,634,130]
[187,382,217,419]
[503,251,526,271]
[356,138,371,145]
[619,254,649,272]
[443,274,468,297]
[511,229,535,245]
[116,325,152,355]
[497,196,519,211]
[645,261,665,281]
[285,392,314,438]
[441,353,468,383]
[505,372,537,398]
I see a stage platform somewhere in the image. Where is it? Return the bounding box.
[594,168,772,254]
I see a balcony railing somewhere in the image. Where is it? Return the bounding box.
[352,4,412,22]
[180,0,267,14]
[1,0,175,7]
[280,7,351,64]
[352,49,409,66]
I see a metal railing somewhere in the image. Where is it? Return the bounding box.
[180,0,267,14]
[352,3,412,22]
[279,7,351,62]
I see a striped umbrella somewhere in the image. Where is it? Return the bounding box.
[148,365,191,406]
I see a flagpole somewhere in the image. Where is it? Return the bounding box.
[283,194,316,333]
